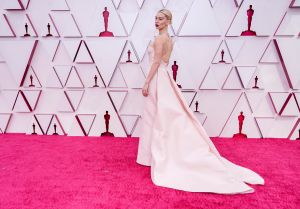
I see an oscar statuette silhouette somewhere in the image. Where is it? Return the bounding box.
[126,50,132,63]
[194,101,199,112]
[29,75,35,87]
[46,23,53,37]
[252,76,259,89]
[99,7,114,37]
[101,111,114,136]
[31,123,37,135]
[219,49,225,63]
[172,61,181,88]
[233,111,247,138]
[93,75,99,87]
[241,5,257,36]
[53,123,58,135]
[24,23,30,37]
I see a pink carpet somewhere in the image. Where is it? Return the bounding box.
[0,134,299,209]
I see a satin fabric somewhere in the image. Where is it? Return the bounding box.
[136,41,264,194]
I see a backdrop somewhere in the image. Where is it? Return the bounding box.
[0,0,299,139]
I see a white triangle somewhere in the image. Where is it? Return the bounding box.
[26,117,44,135]
[42,40,60,61]
[0,14,15,37]
[131,39,150,63]
[161,0,169,7]
[65,90,84,111]
[65,67,84,88]
[222,67,243,89]
[212,41,232,63]
[179,0,221,36]
[22,90,41,110]
[108,90,128,111]
[75,65,105,88]
[119,65,145,88]
[54,65,72,87]
[120,115,139,135]
[281,95,299,116]
[47,115,64,135]
[42,15,59,37]
[246,92,275,117]
[0,63,18,89]
[182,91,196,107]
[13,91,31,112]
[23,67,42,88]
[76,114,96,135]
[269,92,289,113]
[50,0,70,11]
[86,39,126,86]
[260,40,280,63]
[108,67,127,88]
[255,117,274,138]
[275,39,300,89]
[35,114,54,134]
[0,113,12,133]
[194,112,207,125]
[221,94,261,138]
[119,11,138,35]
[45,68,63,88]
[120,41,139,63]
[63,39,81,61]
[200,68,221,89]
[1,90,19,110]
[225,39,245,60]
[0,40,36,85]
[236,66,256,88]
[53,41,72,64]
[136,0,145,8]
[75,41,94,63]
[57,91,73,112]
[112,0,121,8]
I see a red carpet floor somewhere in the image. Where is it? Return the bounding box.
[0,134,299,209]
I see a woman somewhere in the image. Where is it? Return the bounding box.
[136,9,264,194]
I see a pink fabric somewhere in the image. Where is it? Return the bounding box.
[136,41,264,193]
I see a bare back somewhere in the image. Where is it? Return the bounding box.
[161,34,173,63]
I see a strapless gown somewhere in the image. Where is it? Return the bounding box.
[136,40,264,194]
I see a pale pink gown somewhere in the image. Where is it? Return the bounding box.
[136,40,264,194]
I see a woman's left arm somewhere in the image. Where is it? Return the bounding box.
[142,36,164,96]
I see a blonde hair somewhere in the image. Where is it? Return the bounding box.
[158,9,172,25]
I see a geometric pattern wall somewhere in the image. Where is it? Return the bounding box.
[0,0,299,139]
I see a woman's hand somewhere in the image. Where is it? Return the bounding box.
[142,82,150,97]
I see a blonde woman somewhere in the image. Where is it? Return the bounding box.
[136,9,264,194]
